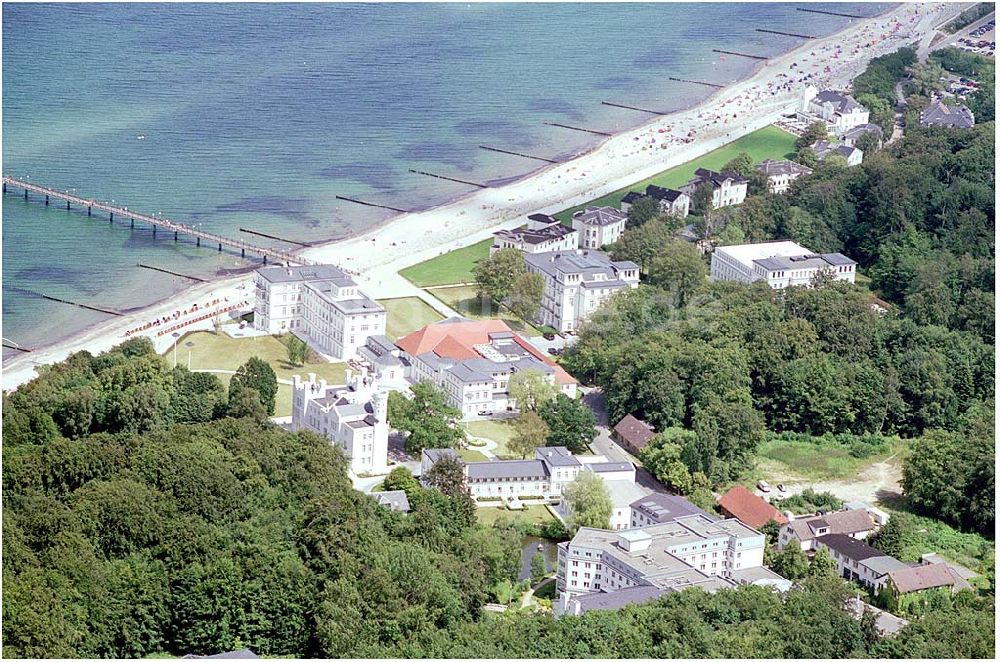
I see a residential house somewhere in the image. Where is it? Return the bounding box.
[646,185,692,218]
[524,250,640,333]
[919,99,975,129]
[491,213,579,255]
[717,485,788,530]
[555,514,790,615]
[778,508,877,551]
[814,534,907,592]
[882,563,973,612]
[919,553,980,583]
[291,367,390,476]
[254,265,386,361]
[612,413,656,456]
[812,140,863,166]
[710,241,856,288]
[373,490,411,513]
[354,334,410,390]
[679,168,748,209]
[804,88,871,135]
[396,318,577,419]
[755,159,813,194]
[630,493,719,528]
[572,206,628,250]
[842,123,884,148]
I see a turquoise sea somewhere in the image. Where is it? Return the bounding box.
[2,2,892,358]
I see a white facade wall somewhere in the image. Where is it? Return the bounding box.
[530,263,640,333]
[574,218,627,250]
[254,276,305,334]
[712,179,748,209]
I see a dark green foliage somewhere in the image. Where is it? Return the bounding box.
[625,195,659,228]
[852,47,916,105]
[538,394,597,454]
[530,552,547,585]
[772,488,844,515]
[229,357,277,416]
[868,514,907,559]
[609,218,676,274]
[388,381,464,454]
[771,540,809,580]
[795,121,829,150]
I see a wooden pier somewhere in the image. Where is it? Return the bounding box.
[756,28,817,39]
[601,101,667,115]
[239,227,312,247]
[8,285,123,316]
[713,48,769,61]
[478,145,560,164]
[796,7,864,19]
[668,77,725,89]
[408,169,489,189]
[335,195,412,214]
[543,122,613,137]
[136,263,209,283]
[3,176,314,266]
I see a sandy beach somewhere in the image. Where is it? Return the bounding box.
[1,2,965,391]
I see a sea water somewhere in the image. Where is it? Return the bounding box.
[2,2,892,358]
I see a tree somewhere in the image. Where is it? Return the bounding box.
[474,248,525,304]
[771,539,809,580]
[856,93,895,135]
[822,153,849,169]
[508,411,549,458]
[722,151,754,178]
[423,455,468,498]
[868,514,907,559]
[227,386,267,420]
[507,369,557,413]
[795,146,818,168]
[381,466,420,495]
[639,428,696,493]
[530,552,547,585]
[609,218,676,274]
[809,547,837,577]
[286,334,308,367]
[759,520,780,547]
[626,195,659,228]
[907,61,946,96]
[506,271,544,323]
[795,121,828,150]
[388,381,464,455]
[538,394,597,454]
[715,221,746,247]
[229,357,277,416]
[690,182,715,216]
[562,471,612,533]
[648,239,708,307]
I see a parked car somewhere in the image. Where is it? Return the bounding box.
[547,347,563,356]
[543,332,556,341]
[777,483,787,494]
[757,480,771,493]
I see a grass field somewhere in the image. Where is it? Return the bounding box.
[878,502,995,577]
[457,447,491,463]
[476,504,557,527]
[464,419,518,459]
[399,238,493,287]
[756,437,899,482]
[378,296,444,340]
[426,284,540,335]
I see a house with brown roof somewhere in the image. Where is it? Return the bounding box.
[882,562,973,612]
[717,485,788,530]
[612,414,655,455]
[778,508,877,551]
[814,534,907,592]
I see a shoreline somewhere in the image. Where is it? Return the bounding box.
[2,2,963,391]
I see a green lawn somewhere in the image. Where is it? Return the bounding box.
[463,420,518,459]
[378,296,444,340]
[209,371,294,418]
[172,330,348,386]
[457,447,491,463]
[399,238,493,287]
[756,437,900,482]
[427,284,541,335]
[476,505,557,527]
[553,125,797,223]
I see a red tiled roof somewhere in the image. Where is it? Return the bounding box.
[717,485,788,529]
[613,414,655,449]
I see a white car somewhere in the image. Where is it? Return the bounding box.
[756,480,771,493]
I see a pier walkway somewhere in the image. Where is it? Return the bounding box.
[3,176,313,266]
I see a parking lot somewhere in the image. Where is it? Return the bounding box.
[942,12,994,58]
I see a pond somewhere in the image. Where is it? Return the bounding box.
[519,536,558,581]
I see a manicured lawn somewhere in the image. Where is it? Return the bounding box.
[426,284,541,335]
[553,125,797,223]
[464,420,518,459]
[476,504,557,527]
[210,371,294,417]
[377,296,444,340]
[399,238,493,287]
[171,330,347,385]
[457,447,491,463]
[756,437,899,482]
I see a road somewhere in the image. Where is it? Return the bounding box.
[917,5,992,61]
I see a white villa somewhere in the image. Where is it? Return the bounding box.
[803,87,871,135]
[253,265,386,361]
[524,250,640,333]
[679,168,748,209]
[393,318,577,419]
[710,241,857,288]
[571,206,628,250]
[291,367,390,476]
[491,213,579,255]
[555,511,789,615]
[755,159,813,194]
[620,185,691,218]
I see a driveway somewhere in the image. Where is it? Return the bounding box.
[778,453,904,506]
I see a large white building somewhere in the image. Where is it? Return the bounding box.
[555,512,789,615]
[710,241,857,289]
[291,367,390,476]
[394,318,577,419]
[524,250,640,333]
[571,206,628,250]
[679,168,748,209]
[755,159,814,194]
[803,87,871,135]
[491,213,579,255]
[253,265,386,361]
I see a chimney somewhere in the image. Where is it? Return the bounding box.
[319,378,327,392]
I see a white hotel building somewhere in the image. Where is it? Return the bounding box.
[291,367,390,476]
[710,241,856,289]
[253,265,386,361]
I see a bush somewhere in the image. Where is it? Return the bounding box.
[772,489,844,515]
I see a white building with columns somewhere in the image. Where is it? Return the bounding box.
[710,241,857,289]
[291,367,390,476]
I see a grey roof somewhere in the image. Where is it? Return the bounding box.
[525,250,637,285]
[755,158,813,177]
[842,123,884,141]
[730,565,793,590]
[580,278,629,289]
[423,448,461,464]
[812,140,860,161]
[466,459,548,480]
[645,185,687,202]
[920,99,975,128]
[448,361,493,384]
[787,509,875,541]
[569,585,670,613]
[183,650,259,660]
[813,90,864,114]
[753,252,856,272]
[920,553,980,580]
[366,334,398,354]
[688,167,749,188]
[574,205,627,227]
[888,563,971,593]
[816,533,885,562]
[587,462,633,473]
[537,446,582,467]
[374,490,411,513]
[620,191,644,205]
[257,265,348,284]
[304,281,385,314]
[494,221,576,245]
[860,555,910,577]
[630,493,718,524]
